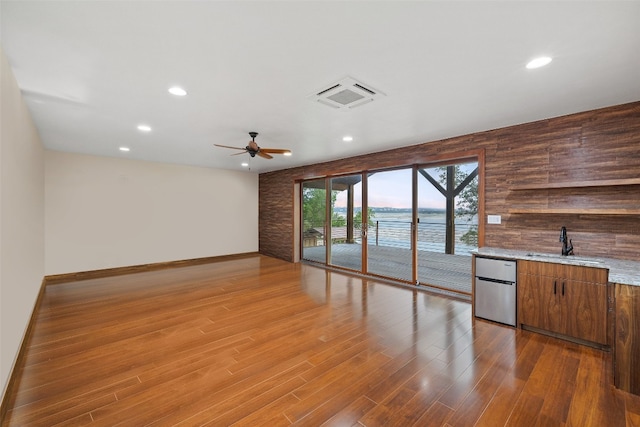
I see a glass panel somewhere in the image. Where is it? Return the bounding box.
[416,162,478,293]
[329,174,363,271]
[367,169,413,281]
[301,179,326,263]
[453,164,479,255]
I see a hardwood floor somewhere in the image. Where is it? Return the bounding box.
[2,254,639,426]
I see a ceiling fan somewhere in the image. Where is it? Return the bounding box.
[214,132,291,159]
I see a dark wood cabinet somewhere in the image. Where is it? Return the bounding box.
[614,283,640,395]
[518,260,609,347]
[518,272,562,333]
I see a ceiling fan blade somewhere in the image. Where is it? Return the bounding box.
[231,151,246,156]
[260,148,291,154]
[257,151,273,159]
[214,144,246,150]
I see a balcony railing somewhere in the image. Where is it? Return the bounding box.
[303,220,478,255]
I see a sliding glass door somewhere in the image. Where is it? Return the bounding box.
[416,162,478,292]
[301,174,365,272]
[367,168,413,282]
[301,179,327,264]
[329,174,363,271]
[300,158,480,295]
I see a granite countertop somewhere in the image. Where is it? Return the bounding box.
[473,247,640,286]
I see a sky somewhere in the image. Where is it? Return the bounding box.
[334,163,477,209]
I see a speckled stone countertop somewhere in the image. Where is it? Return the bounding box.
[472,247,640,286]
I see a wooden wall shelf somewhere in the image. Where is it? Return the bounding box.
[509,208,640,215]
[511,178,640,191]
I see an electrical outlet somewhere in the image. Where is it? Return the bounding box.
[487,215,501,224]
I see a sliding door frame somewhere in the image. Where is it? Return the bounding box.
[297,148,485,291]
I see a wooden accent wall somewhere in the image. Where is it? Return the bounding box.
[259,102,640,262]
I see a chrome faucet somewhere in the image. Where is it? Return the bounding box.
[560,226,574,256]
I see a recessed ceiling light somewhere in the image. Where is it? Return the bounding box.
[241,162,249,167]
[168,86,187,96]
[137,124,152,132]
[119,147,130,152]
[526,56,552,69]
[342,136,353,142]
[283,151,292,156]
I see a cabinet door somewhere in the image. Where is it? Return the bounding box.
[563,279,608,345]
[615,283,640,394]
[518,273,562,332]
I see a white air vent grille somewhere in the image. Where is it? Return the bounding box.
[327,89,365,105]
[308,77,385,110]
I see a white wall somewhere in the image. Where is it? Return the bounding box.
[0,45,258,399]
[0,47,45,395]
[45,151,258,275]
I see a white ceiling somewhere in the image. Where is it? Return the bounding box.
[2,1,639,174]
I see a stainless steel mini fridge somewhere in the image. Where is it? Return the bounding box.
[474,256,517,327]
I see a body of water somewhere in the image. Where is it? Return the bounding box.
[331,208,478,255]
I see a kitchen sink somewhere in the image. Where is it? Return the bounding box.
[569,259,604,265]
[525,253,604,265]
[526,252,558,258]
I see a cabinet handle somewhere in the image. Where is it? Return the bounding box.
[562,282,565,296]
[554,280,557,295]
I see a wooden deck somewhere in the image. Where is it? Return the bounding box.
[303,244,472,295]
[3,255,639,426]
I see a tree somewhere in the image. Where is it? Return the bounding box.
[302,188,345,231]
[302,188,325,231]
[331,208,346,227]
[436,165,478,247]
[353,208,375,229]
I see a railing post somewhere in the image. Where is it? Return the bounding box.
[376,221,379,246]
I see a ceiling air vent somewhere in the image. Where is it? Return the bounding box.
[308,77,385,110]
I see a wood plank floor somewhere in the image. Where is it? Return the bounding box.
[3,254,640,426]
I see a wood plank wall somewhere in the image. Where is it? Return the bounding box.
[259,101,640,263]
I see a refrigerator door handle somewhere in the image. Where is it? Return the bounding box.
[476,276,514,285]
